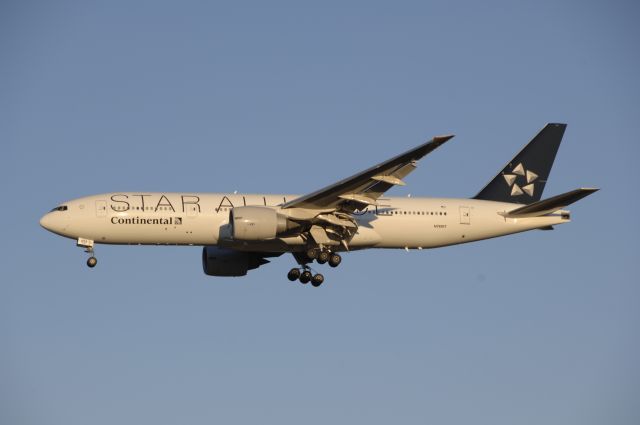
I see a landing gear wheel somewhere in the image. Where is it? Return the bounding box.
[317,250,330,264]
[329,253,342,268]
[306,248,318,260]
[299,270,312,284]
[311,273,324,287]
[87,256,97,268]
[287,268,301,281]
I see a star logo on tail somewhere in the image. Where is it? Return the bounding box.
[503,163,538,197]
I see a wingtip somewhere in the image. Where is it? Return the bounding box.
[433,134,455,143]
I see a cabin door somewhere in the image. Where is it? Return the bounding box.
[459,206,470,224]
[96,200,107,217]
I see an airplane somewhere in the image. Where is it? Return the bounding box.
[40,123,597,287]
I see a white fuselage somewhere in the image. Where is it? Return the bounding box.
[39,192,570,252]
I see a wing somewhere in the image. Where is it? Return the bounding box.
[282,134,454,212]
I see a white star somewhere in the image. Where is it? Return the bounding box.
[522,184,535,196]
[511,184,524,196]
[503,174,517,186]
[504,163,537,197]
[512,163,525,176]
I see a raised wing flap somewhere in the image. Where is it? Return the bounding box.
[309,225,339,246]
[315,213,358,228]
[371,175,406,186]
[338,193,378,206]
[282,134,454,210]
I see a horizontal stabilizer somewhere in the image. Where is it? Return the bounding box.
[503,188,599,218]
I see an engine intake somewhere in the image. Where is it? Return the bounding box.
[202,246,270,276]
[230,206,295,241]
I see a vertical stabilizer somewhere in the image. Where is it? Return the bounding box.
[474,123,566,204]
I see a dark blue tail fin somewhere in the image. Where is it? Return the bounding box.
[474,123,566,204]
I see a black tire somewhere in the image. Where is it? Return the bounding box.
[299,270,312,284]
[87,257,97,268]
[287,268,300,281]
[317,251,329,264]
[311,273,324,287]
[328,253,341,268]
[306,248,318,259]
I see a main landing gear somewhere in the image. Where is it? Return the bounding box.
[77,238,97,268]
[305,248,342,268]
[287,267,324,287]
[289,248,342,287]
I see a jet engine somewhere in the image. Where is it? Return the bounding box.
[202,246,270,276]
[229,206,297,241]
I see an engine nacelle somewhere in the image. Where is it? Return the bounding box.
[230,206,293,241]
[202,246,269,276]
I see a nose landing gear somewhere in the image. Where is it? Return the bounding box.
[77,238,97,269]
[87,256,97,268]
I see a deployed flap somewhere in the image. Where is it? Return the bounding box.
[315,213,358,228]
[282,134,454,210]
[503,188,599,218]
[309,225,340,246]
[338,193,378,206]
[371,175,406,186]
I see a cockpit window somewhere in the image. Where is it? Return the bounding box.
[50,205,68,212]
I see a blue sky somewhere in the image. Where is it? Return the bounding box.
[1,1,639,424]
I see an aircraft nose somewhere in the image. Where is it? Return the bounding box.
[40,210,72,236]
[40,212,54,231]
